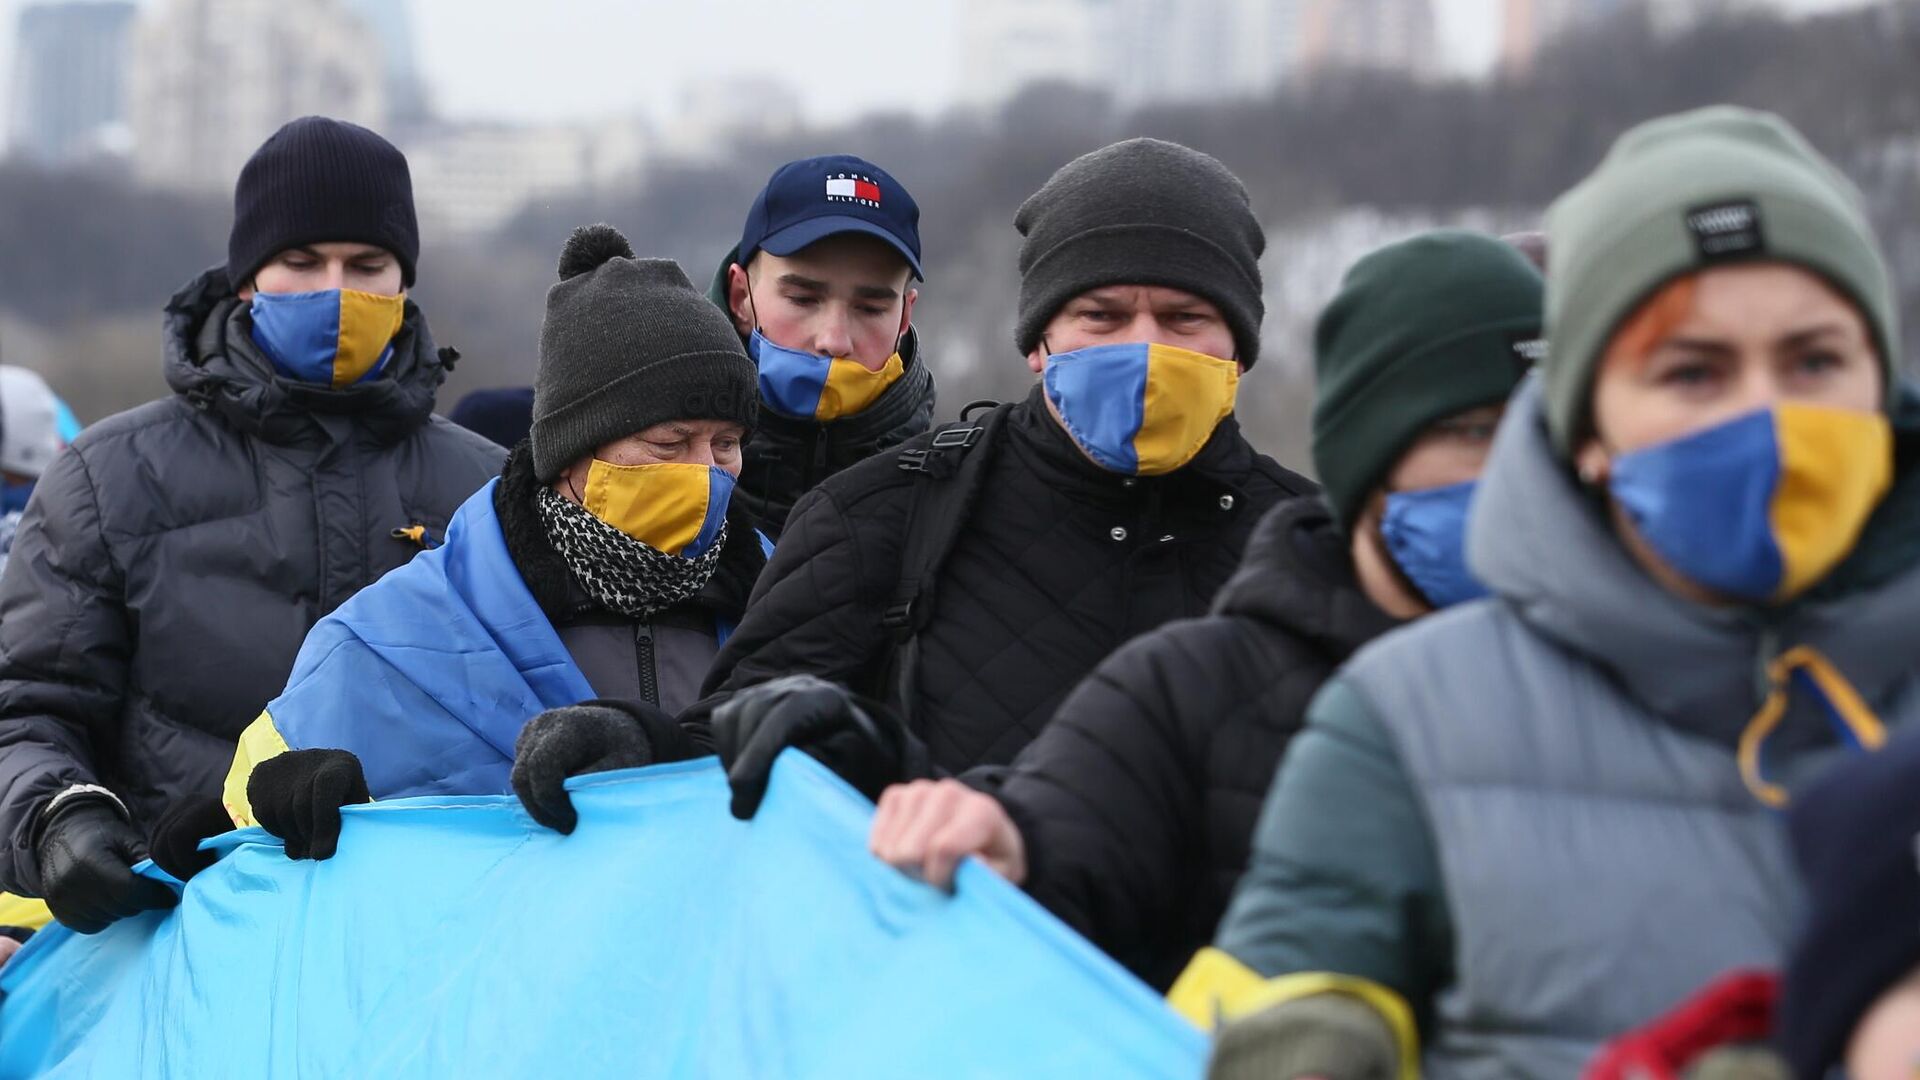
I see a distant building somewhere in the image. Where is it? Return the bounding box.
[404,121,649,241]
[1501,0,1761,74]
[658,77,800,162]
[128,0,386,192]
[7,2,138,165]
[958,0,1307,110]
[341,0,429,127]
[1295,0,1440,79]
[957,0,1114,107]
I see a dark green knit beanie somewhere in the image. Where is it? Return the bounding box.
[1543,106,1897,456]
[1311,230,1544,532]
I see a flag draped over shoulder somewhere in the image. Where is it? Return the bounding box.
[0,753,1205,1078]
[225,478,596,823]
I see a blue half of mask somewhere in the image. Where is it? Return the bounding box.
[1379,481,1490,609]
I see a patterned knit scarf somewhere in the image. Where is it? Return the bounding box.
[534,487,726,619]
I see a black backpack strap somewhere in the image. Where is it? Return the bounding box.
[880,400,1011,716]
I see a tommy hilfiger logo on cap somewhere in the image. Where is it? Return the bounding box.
[825,173,882,207]
[1686,199,1766,261]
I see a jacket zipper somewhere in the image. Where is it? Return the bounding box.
[635,620,659,706]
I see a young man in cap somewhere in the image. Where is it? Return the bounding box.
[686,138,1316,818]
[706,154,935,538]
[0,116,504,933]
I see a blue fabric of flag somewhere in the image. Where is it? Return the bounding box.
[0,755,1205,1079]
[267,478,595,800]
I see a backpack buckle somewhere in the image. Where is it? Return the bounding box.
[898,424,983,476]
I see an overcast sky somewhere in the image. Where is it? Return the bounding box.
[0,0,1885,133]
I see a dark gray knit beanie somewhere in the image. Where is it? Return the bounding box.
[530,224,758,483]
[1014,138,1266,366]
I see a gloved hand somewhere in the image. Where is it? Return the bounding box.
[246,749,370,861]
[34,796,178,934]
[711,674,928,820]
[147,794,234,882]
[512,701,669,834]
[1207,993,1402,1080]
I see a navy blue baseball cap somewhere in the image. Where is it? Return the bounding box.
[736,154,923,280]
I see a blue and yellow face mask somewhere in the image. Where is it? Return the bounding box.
[1608,402,1893,603]
[581,460,734,559]
[1041,342,1240,476]
[748,330,904,422]
[249,288,406,389]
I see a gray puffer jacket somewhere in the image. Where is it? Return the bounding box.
[0,267,504,896]
[1214,376,1920,1078]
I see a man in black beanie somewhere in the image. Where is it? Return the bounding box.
[149,224,771,871]
[0,116,504,934]
[692,138,1314,819]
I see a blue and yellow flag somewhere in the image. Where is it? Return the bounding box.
[0,754,1204,1078]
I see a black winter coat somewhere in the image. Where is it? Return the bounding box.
[0,268,504,896]
[494,439,764,719]
[990,497,1398,989]
[704,249,938,539]
[700,384,1315,774]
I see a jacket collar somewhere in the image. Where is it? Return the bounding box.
[1006,383,1262,509]
[1212,496,1398,659]
[162,266,448,447]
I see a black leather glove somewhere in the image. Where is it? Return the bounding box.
[711,674,928,820]
[511,701,680,834]
[246,749,370,861]
[147,794,234,882]
[34,796,178,934]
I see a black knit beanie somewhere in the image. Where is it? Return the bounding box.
[530,224,759,484]
[1311,231,1544,532]
[227,116,420,289]
[1780,729,1920,1079]
[1014,138,1266,366]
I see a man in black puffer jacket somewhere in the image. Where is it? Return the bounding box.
[705,154,936,538]
[0,117,504,933]
[691,139,1315,808]
[864,231,1544,995]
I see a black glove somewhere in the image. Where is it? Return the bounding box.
[511,701,675,834]
[246,749,370,861]
[147,794,234,882]
[711,674,927,820]
[34,796,178,934]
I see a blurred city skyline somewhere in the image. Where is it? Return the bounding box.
[0,0,1879,136]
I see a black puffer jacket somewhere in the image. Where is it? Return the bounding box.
[700,385,1315,774]
[705,249,937,539]
[494,439,765,718]
[0,268,503,895]
[987,497,1397,989]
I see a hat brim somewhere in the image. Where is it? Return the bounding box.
[758,216,924,281]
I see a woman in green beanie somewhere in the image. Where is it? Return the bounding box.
[855,229,1541,995]
[1203,106,1920,1080]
